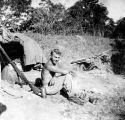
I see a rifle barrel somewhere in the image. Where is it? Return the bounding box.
[71,49,112,64]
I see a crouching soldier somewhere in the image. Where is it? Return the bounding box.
[39,49,73,98]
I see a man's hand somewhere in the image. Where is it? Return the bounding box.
[33,63,42,70]
[49,79,55,86]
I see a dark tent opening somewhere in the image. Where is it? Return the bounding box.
[0,41,25,71]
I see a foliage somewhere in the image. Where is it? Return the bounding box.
[111,17,125,74]
[4,0,31,16]
[112,17,125,39]
[104,18,115,37]
[0,0,32,32]
[19,0,115,36]
[20,0,66,34]
[0,0,115,36]
[111,39,125,74]
[64,0,112,36]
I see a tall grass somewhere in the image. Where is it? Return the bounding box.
[25,32,111,65]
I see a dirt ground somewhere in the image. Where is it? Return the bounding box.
[0,69,125,120]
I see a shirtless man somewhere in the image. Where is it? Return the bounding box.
[40,49,73,98]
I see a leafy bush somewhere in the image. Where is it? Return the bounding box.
[111,39,125,74]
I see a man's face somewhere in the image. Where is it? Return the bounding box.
[51,52,61,65]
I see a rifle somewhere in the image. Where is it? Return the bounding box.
[0,45,42,97]
[71,49,112,64]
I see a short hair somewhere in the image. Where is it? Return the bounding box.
[51,49,62,56]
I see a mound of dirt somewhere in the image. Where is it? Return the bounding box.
[0,69,125,120]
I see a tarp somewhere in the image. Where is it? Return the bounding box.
[13,33,47,65]
[0,26,47,66]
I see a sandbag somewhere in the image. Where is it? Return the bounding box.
[1,63,22,84]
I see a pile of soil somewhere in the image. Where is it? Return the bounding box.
[0,69,125,120]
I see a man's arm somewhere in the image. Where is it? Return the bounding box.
[45,63,69,75]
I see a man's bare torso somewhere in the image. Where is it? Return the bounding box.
[41,59,61,83]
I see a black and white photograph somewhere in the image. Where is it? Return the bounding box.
[0,0,125,120]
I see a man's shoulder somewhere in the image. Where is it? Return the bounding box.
[45,60,53,67]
